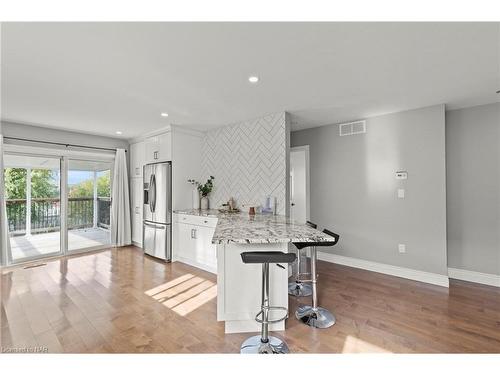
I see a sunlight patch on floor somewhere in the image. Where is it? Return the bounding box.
[145,273,217,316]
[144,273,194,296]
[341,335,391,353]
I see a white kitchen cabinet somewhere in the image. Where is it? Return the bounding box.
[173,213,217,273]
[130,178,143,246]
[130,141,145,178]
[144,132,172,164]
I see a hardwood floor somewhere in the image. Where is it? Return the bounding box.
[1,246,499,353]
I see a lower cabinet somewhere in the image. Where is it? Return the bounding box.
[173,214,217,274]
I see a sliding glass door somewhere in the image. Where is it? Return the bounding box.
[67,159,112,252]
[4,153,62,263]
[3,152,114,264]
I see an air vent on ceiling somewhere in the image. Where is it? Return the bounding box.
[339,120,366,136]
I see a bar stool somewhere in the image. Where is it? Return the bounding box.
[288,220,317,297]
[294,229,340,329]
[240,251,297,354]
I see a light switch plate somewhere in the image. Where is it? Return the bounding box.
[395,171,408,179]
[397,188,405,198]
[398,244,406,253]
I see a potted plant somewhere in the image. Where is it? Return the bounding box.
[188,176,215,209]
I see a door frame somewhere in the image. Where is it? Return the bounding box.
[290,145,311,222]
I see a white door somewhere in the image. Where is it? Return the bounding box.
[290,146,309,224]
[130,141,145,178]
[144,136,158,164]
[176,222,195,260]
[156,132,172,162]
[131,178,143,245]
[196,225,217,272]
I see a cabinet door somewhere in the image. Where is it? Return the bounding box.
[176,222,195,260]
[144,136,158,164]
[156,132,172,162]
[130,141,145,178]
[131,178,143,245]
[196,226,217,270]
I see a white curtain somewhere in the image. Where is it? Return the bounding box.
[110,148,131,247]
[0,135,12,265]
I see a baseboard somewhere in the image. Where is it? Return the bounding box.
[317,251,450,288]
[448,267,500,287]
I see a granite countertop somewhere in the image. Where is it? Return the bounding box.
[174,209,335,245]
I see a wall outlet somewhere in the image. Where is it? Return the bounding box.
[397,188,405,198]
[398,244,406,253]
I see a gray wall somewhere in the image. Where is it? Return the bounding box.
[292,105,448,275]
[446,103,500,275]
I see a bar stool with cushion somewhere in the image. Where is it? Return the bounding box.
[288,220,317,297]
[240,251,297,354]
[294,229,340,329]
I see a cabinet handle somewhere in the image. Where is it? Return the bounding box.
[192,228,197,239]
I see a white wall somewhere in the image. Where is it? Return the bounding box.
[171,128,203,211]
[200,112,290,214]
[1,121,129,172]
[446,103,500,276]
[291,105,448,276]
[1,121,129,150]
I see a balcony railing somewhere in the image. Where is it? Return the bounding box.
[6,197,111,235]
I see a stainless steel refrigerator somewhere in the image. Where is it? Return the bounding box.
[143,162,171,261]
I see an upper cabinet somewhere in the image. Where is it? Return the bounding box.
[130,141,145,178]
[144,132,172,164]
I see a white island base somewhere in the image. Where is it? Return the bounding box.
[216,242,290,334]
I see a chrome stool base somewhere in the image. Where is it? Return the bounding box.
[295,305,336,329]
[288,281,312,297]
[240,335,290,354]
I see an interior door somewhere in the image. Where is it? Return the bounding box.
[131,178,143,245]
[290,149,307,223]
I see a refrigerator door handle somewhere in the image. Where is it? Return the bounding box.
[144,222,165,230]
[151,173,157,213]
[148,173,154,213]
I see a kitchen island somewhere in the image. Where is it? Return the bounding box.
[173,209,334,333]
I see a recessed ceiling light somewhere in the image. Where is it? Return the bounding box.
[115,131,122,135]
[161,112,169,117]
[248,76,259,83]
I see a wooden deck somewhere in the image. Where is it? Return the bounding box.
[1,246,499,353]
[9,228,110,261]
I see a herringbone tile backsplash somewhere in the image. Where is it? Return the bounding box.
[201,112,288,214]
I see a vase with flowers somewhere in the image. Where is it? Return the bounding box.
[188,176,215,210]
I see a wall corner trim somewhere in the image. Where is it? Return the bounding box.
[448,267,500,287]
[317,251,450,288]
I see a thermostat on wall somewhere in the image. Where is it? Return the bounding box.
[395,171,408,180]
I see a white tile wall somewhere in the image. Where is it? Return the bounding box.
[201,112,287,214]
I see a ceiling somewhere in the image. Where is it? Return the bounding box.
[1,22,499,138]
